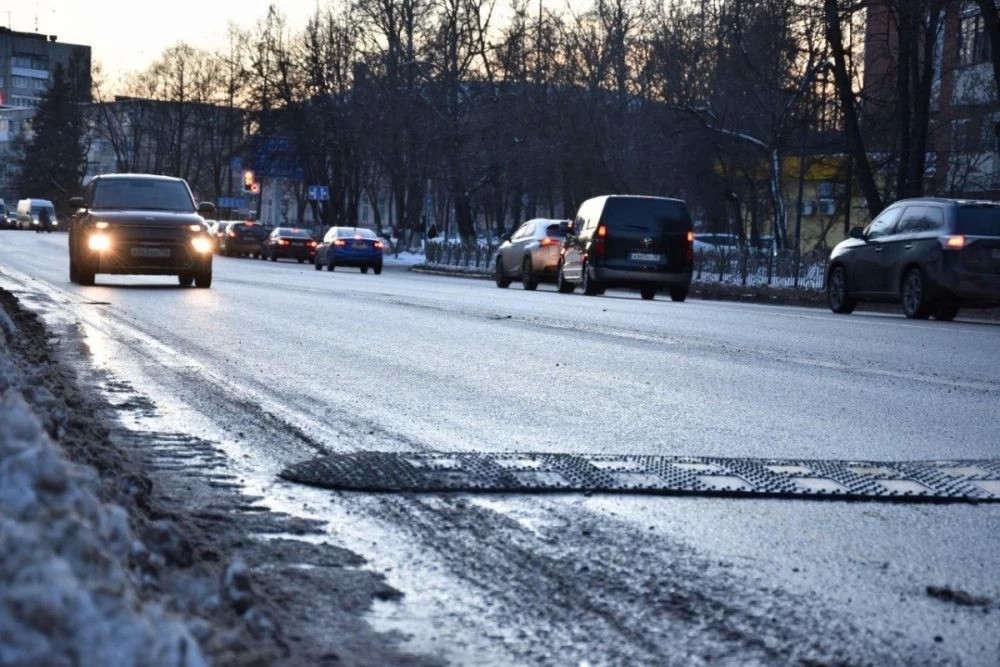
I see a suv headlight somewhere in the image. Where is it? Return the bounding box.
[191,237,213,254]
[88,235,111,251]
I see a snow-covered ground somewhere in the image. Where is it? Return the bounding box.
[0,309,205,667]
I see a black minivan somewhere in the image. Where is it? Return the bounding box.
[557,195,694,300]
[827,198,1000,320]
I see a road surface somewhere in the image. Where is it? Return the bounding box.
[2,230,998,665]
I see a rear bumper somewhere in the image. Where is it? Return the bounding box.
[272,246,316,259]
[932,269,1000,307]
[594,266,692,288]
[330,250,382,266]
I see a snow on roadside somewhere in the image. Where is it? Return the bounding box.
[0,326,205,666]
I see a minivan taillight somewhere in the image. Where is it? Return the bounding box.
[594,225,607,258]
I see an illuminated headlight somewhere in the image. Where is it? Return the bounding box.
[88,234,111,251]
[188,224,205,232]
[95,221,109,229]
[191,237,213,254]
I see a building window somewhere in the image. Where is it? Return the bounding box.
[952,118,974,151]
[959,9,990,66]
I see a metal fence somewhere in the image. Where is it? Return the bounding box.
[423,241,830,290]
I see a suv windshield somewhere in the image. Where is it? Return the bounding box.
[602,198,690,233]
[92,179,195,212]
[956,207,1000,236]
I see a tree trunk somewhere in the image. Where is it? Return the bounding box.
[824,0,884,217]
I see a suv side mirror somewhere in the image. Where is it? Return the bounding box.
[198,201,216,215]
[69,196,84,208]
[848,226,864,240]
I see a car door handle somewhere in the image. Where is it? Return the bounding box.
[903,243,913,250]
[874,246,884,253]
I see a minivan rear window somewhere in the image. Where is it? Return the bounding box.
[601,198,690,232]
[956,207,1000,236]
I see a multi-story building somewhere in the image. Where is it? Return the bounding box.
[863,1,998,201]
[0,27,91,201]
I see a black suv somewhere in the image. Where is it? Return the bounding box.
[827,198,1000,320]
[68,174,216,287]
[557,195,694,300]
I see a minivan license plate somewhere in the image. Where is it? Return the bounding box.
[630,252,662,262]
[131,247,170,258]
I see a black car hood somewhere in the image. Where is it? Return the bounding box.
[88,210,205,226]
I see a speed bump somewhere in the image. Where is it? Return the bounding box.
[280,452,1000,502]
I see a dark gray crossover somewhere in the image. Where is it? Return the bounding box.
[557,195,694,301]
[68,174,216,288]
[827,198,1000,320]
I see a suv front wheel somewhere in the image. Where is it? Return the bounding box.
[901,268,930,319]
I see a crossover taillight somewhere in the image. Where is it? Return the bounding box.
[539,237,561,247]
[333,239,347,246]
[940,235,965,249]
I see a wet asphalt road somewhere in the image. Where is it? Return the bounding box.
[2,230,999,665]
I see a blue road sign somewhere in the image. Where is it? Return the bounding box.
[218,196,247,209]
[308,185,330,201]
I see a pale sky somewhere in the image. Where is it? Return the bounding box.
[4,0,334,87]
[6,0,570,91]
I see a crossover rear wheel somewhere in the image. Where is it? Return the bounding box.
[669,284,688,302]
[522,257,538,291]
[640,287,657,300]
[582,262,601,296]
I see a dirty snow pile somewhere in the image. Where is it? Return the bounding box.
[0,331,205,666]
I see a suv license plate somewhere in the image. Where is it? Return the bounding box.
[630,252,662,262]
[131,247,171,258]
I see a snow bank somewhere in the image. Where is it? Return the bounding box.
[0,346,205,666]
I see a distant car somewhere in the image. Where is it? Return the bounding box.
[262,227,318,263]
[67,173,215,287]
[494,219,568,290]
[693,233,739,253]
[16,198,58,232]
[558,195,694,301]
[3,210,17,229]
[826,197,1000,320]
[220,221,267,258]
[315,227,384,273]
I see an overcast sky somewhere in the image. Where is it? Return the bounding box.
[7,0,337,86]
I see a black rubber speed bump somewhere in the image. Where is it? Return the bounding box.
[280,452,1000,502]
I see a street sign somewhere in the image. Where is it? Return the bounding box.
[308,185,330,201]
[218,196,247,209]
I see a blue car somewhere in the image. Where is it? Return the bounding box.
[314,227,384,273]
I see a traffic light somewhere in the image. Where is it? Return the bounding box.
[242,170,256,193]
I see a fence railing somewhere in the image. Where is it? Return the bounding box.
[423,241,830,290]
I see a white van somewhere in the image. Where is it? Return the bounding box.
[16,198,58,231]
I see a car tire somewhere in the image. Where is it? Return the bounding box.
[298,258,304,264]
[669,284,688,302]
[582,262,601,296]
[932,302,959,322]
[327,260,336,271]
[178,272,194,287]
[270,253,277,262]
[827,266,857,314]
[361,266,369,274]
[495,257,511,288]
[194,270,212,288]
[557,260,575,293]
[314,258,322,271]
[522,257,538,291]
[78,260,96,286]
[69,252,79,284]
[225,247,233,257]
[374,261,383,275]
[640,287,657,300]
[901,268,931,319]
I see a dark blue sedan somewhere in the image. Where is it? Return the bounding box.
[315,227,384,273]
